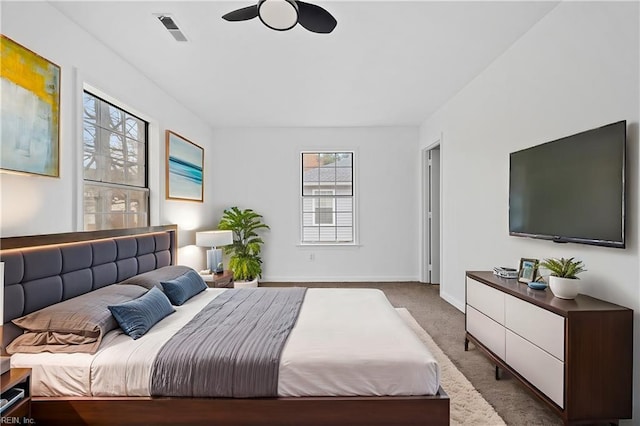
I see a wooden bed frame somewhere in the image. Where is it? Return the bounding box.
[32,393,450,425]
[1,226,450,426]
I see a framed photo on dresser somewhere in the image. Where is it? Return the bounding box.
[518,258,538,283]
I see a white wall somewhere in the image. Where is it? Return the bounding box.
[0,2,217,268]
[211,127,420,282]
[420,2,639,423]
[0,2,421,279]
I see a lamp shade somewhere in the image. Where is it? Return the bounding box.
[196,230,233,248]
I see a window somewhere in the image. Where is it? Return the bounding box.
[313,189,335,226]
[301,152,354,243]
[82,91,149,230]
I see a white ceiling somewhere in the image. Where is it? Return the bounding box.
[51,1,558,128]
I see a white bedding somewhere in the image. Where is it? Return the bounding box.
[12,288,440,397]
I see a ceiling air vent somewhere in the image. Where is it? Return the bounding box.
[156,15,188,42]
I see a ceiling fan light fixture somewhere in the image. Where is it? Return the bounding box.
[258,0,299,31]
[222,0,336,34]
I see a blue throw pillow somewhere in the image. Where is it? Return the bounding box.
[161,270,207,306]
[108,287,175,340]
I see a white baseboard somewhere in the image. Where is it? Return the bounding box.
[440,290,465,313]
[262,275,419,283]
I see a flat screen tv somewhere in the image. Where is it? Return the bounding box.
[509,120,626,248]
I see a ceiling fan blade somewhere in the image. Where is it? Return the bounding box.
[296,1,337,34]
[222,5,259,22]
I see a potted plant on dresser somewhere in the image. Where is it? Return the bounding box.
[539,257,586,299]
[218,206,270,288]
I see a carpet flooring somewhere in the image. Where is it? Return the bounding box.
[262,281,562,426]
[397,307,505,425]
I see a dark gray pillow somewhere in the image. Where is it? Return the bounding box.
[161,270,207,305]
[119,265,193,290]
[109,287,175,340]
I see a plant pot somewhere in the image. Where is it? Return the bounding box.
[549,276,579,299]
[234,278,258,289]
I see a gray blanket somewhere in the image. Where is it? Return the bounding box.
[150,287,307,398]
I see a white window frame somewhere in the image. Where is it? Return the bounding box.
[81,87,150,231]
[75,79,160,231]
[299,150,357,246]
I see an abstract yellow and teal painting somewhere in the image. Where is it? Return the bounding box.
[166,130,204,202]
[1,35,60,177]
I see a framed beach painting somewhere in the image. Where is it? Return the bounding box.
[165,130,204,202]
[1,35,60,177]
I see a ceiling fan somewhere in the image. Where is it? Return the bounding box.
[222,0,337,34]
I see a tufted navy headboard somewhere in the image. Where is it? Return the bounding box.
[0,225,177,347]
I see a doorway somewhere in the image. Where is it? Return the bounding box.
[422,144,440,284]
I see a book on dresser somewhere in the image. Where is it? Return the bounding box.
[0,387,24,414]
[0,368,32,419]
[464,271,633,425]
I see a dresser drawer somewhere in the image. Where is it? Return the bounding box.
[505,295,565,361]
[466,305,505,359]
[466,277,505,325]
[506,330,564,408]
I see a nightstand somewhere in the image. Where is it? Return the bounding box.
[201,270,234,288]
[1,367,31,419]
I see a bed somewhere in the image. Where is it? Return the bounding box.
[1,226,450,425]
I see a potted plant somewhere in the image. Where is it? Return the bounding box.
[217,207,269,288]
[539,257,586,299]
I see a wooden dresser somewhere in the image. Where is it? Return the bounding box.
[465,271,633,425]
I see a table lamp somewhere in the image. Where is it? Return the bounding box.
[195,230,233,274]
